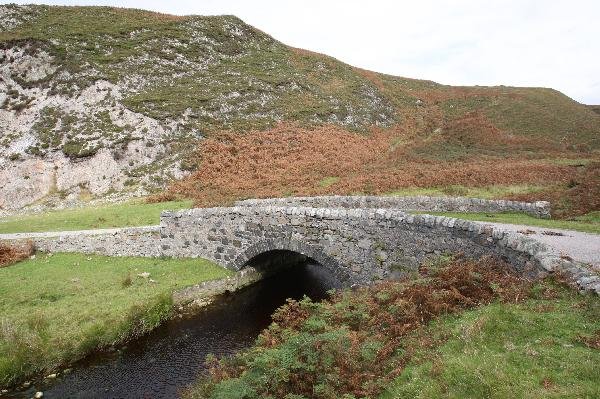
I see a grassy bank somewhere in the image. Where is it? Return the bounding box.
[383,291,600,398]
[0,252,230,387]
[184,256,600,399]
[0,199,192,234]
[417,211,600,234]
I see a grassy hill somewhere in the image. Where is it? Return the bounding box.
[0,4,599,213]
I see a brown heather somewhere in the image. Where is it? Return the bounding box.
[157,123,595,216]
[0,241,34,268]
[194,256,533,399]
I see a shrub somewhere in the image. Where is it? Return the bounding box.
[162,123,583,214]
[121,272,132,288]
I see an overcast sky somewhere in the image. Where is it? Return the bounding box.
[10,0,600,104]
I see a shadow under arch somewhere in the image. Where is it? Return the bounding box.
[230,238,351,285]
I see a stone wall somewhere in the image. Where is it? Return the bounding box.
[1,226,162,257]
[235,195,552,218]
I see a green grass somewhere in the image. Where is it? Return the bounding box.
[0,199,192,234]
[416,211,600,234]
[0,252,231,386]
[317,176,340,188]
[382,284,600,398]
[387,184,547,200]
[546,158,595,166]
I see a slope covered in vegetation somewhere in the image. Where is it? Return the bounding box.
[184,256,600,399]
[0,4,599,212]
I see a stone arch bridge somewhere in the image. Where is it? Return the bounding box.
[158,205,545,284]
[3,196,572,286]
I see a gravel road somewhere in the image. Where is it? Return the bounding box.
[474,221,600,270]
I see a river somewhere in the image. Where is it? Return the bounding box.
[10,260,342,399]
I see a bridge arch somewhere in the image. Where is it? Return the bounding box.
[230,238,351,284]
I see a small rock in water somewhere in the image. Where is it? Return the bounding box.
[137,272,150,278]
[63,368,72,374]
[1,389,9,393]
[34,392,44,398]
[22,381,31,388]
[45,373,57,379]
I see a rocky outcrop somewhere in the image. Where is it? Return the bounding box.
[0,37,195,210]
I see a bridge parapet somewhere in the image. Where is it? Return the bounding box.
[234,195,551,218]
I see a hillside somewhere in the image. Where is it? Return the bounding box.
[1,4,599,212]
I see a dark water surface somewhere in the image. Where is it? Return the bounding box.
[12,263,342,399]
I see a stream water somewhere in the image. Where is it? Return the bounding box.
[10,260,342,399]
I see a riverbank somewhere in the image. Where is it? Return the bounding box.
[0,252,231,389]
[7,261,342,399]
[185,256,600,399]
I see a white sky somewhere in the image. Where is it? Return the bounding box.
[9,0,600,104]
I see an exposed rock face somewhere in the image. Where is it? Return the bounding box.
[0,158,54,209]
[0,35,197,210]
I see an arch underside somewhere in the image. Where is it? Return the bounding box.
[230,238,352,284]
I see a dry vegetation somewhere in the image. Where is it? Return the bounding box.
[156,123,598,218]
[0,241,34,268]
[510,160,600,218]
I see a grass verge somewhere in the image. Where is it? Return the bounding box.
[0,200,192,234]
[416,211,600,234]
[0,252,231,387]
[382,288,600,398]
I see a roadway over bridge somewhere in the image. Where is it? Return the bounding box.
[1,196,597,292]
